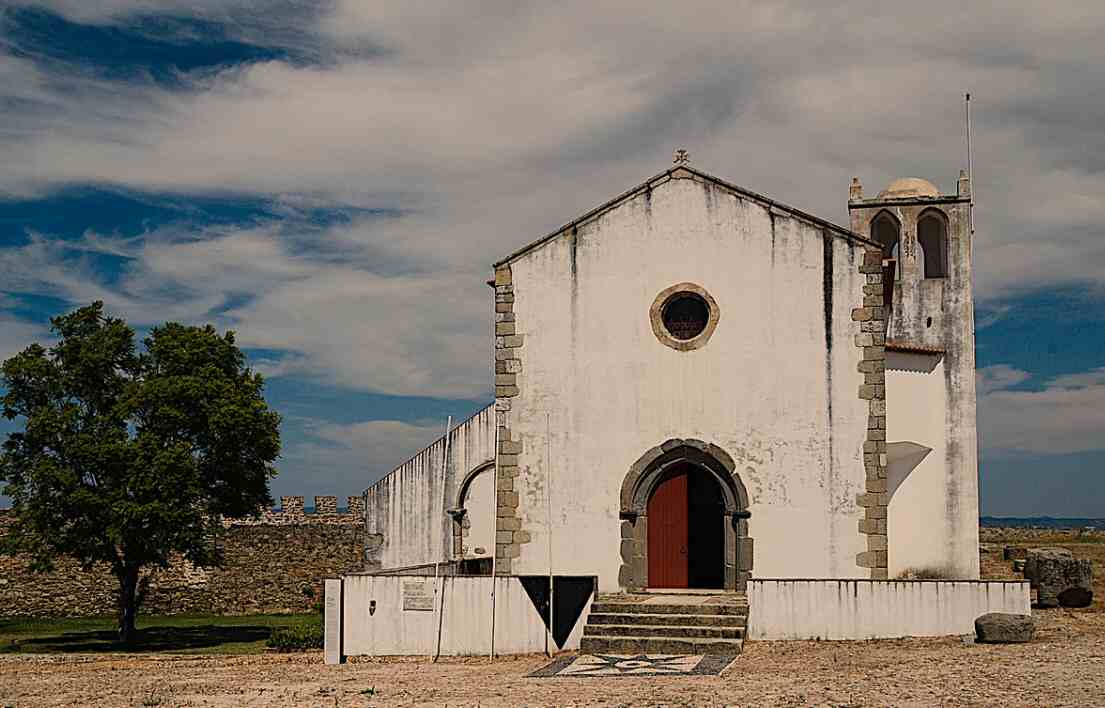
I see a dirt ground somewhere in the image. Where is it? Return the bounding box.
[0,608,1102,707]
[3,536,1102,707]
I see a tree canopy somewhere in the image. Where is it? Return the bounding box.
[0,302,281,641]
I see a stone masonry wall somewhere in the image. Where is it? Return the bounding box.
[0,495,366,617]
[854,249,890,580]
[492,263,531,573]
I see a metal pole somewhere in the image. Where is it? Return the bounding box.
[432,416,452,662]
[965,92,974,236]
[488,422,500,659]
[545,412,554,657]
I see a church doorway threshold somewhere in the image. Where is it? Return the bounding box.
[639,587,737,595]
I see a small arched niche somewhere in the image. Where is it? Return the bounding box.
[870,211,902,279]
[917,209,948,279]
[451,462,496,570]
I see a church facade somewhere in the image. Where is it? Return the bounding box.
[361,157,980,595]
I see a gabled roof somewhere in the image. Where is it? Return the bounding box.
[494,164,877,268]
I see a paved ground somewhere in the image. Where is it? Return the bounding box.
[1,608,1102,707]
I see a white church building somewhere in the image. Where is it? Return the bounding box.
[328,156,1028,659]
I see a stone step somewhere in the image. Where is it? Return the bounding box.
[583,623,743,639]
[590,602,746,616]
[587,612,747,628]
[580,635,744,655]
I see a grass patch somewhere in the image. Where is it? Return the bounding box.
[0,613,320,655]
[267,622,324,652]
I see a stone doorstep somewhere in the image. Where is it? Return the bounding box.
[582,624,744,640]
[591,601,746,616]
[579,635,744,655]
[582,592,749,655]
[586,612,747,628]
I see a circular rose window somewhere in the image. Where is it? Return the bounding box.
[661,292,709,340]
[650,283,720,351]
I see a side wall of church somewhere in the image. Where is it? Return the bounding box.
[363,404,496,572]
[885,354,951,575]
[502,173,872,591]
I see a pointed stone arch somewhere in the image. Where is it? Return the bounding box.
[618,439,752,591]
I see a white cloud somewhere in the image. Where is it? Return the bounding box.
[5,1,1105,400]
[979,367,1105,456]
[277,416,447,496]
[976,364,1031,396]
[0,311,51,362]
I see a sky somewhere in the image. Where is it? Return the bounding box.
[0,2,1102,516]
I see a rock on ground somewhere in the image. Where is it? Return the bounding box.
[1058,587,1093,608]
[1025,547,1093,608]
[975,612,1035,643]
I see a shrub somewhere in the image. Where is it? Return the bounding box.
[267,623,324,652]
[896,566,958,580]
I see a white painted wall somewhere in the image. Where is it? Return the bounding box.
[460,466,495,558]
[506,174,870,591]
[364,405,495,570]
[850,190,980,580]
[339,574,591,656]
[747,579,1030,640]
[886,352,951,577]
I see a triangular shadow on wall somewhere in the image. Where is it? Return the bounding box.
[517,576,595,649]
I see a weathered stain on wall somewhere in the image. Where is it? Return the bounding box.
[848,173,979,579]
[0,496,364,617]
[747,579,1030,640]
[502,169,871,591]
[363,405,496,572]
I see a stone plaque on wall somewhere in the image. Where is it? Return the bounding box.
[402,580,434,611]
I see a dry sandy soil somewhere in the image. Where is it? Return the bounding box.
[2,609,1103,707]
[3,535,1102,707]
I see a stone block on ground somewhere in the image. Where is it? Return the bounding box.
[1024,547,1092,608]
[974,613,1034,644]
[1058,586,1093,608]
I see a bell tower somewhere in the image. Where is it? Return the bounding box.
[847,172,979,579]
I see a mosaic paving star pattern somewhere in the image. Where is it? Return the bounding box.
[529,654,738,678]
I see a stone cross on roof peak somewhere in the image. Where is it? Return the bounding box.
[673,149,690,166]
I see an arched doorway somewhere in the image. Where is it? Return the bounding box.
[619,439,752,591]
[647,463,725,588]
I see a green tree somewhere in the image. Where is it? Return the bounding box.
[0,302,281,642]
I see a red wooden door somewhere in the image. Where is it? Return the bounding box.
[648,469,689,588]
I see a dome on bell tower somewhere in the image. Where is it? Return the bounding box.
[877,177,940,199]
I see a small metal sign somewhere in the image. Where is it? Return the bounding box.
[402,580,434,611]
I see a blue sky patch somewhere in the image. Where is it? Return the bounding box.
[2,6,307,85]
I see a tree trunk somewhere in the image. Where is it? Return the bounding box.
[118,565,140,644]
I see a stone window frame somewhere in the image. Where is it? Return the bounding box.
[649,282,721,351]
[617,439,752,591]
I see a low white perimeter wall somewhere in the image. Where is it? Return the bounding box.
[340,574,592,657]
[748,580,1031,640]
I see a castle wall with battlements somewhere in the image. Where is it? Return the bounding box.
[0,495,366,617]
